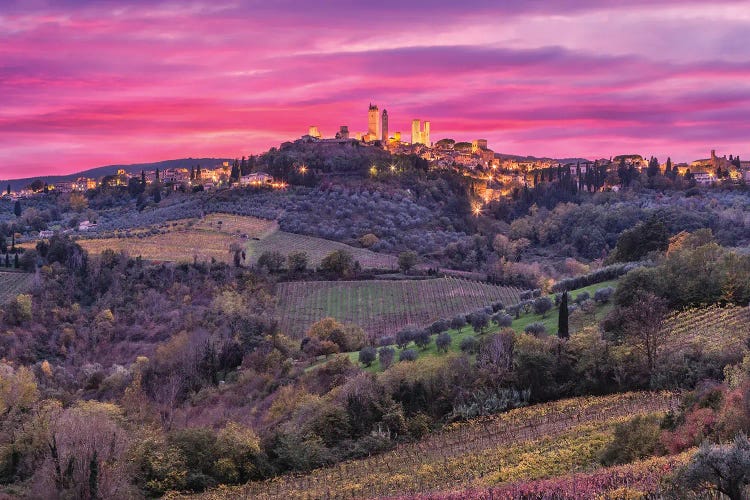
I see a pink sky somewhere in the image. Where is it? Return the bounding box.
[2,0,750,178]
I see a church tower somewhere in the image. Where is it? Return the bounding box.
[381,109,388,142]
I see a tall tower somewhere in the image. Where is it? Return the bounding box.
[381,109,389,142]
[423,121,431,146]
[411,119,422,145]
[368,104,380,140]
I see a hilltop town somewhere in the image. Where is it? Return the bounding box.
[2,112,750,499]
[4,104,750,205]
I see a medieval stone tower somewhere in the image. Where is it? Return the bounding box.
[368,104,381,140]
[381,109,388,142]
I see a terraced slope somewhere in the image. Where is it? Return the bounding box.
[276,277,521,339]
[662,304,750,354]
[192,392,677,500]
[0,271,34,303]
[244,230,397,270]
[68,213,396,268]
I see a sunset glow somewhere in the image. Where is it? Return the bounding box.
[2,1,750,178]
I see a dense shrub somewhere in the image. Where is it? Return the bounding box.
[551,262,644,293]
[533,296,554,317]
[307,318,365,352]
[378,346,396,368]
[599,414,664,466]
[594,286,614,303]
[396,328,416,349]
[524,322,547,337]
[436,332,452,353]
[676,433,750,499]
[413,329,432,350]
[399,349,418,362]
[257,251,284,272]
[460,336,479,354]
[492,312,513,327]
[377,336,394,347]
[449,315,467,330]
[286,251,308,272]
[320,250,355,277]
[358,346,377,367]
[429,319,449,334]
[608,218,670,263]
[469,311,490,334]
[520,289,541,300]
[451,387,531,420]
[397,251,418,273]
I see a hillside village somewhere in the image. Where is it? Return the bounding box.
[4,104,750,203]
[6,0,750,497]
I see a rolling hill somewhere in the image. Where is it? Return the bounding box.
[0,158,230,192]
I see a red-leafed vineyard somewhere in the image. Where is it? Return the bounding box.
[396,452,693,500]
[192,391,677,500]
[275,277,522,339]
[663,304,750,354]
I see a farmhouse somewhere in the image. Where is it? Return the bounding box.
[692,172,715,185]
[162,168,190,185]
[52,181,74,193]
[240,172,274,186]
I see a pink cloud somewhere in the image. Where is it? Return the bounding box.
[1,1,750,178]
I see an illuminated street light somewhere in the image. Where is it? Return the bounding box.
[370,166,378,176]
[472,205,482,216]
[299,165,308,174]
[390,164,397,172]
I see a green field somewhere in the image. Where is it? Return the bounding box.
[0,271,34,304]
[511,279,619,334]
[276,277,521,340]
[330,279,620,372]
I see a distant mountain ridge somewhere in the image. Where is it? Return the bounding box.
[0,158,230,191]
[494,153,591,164]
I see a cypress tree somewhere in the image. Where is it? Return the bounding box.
[89,450,99,500]
[14,253,18,269]
[13,200,21,217]
[558,291,569,339]
[6,184,10,195]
